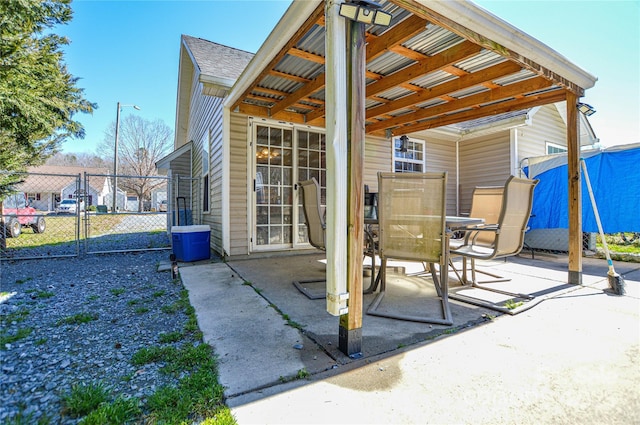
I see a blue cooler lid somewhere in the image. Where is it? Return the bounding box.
[171,225,211,233]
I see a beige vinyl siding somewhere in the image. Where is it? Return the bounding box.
[185,69,222,237]
[364,136,392,192]
[208,97,224,254]
[458,132,511,214]
[229,112,249,256]
[518,104,567,165]
[425,139,457,215]
[169,154,192,211]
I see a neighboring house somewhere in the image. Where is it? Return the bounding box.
[158,1,596,260]
[20,165,114,211]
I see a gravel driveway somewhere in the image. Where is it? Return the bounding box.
[0,250,197,423]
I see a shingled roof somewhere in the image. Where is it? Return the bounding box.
[181,35,254,83]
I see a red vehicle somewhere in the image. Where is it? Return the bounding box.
[1,192,46,238]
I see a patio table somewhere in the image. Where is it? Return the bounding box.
[363,209,484,293]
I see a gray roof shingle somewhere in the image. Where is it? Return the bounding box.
[182,35,254,80]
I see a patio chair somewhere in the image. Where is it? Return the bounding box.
[293,177,379,298]
[292,177,327,299]
[449,175,539,313]
[448,185,505,283]
[367,172,452,325]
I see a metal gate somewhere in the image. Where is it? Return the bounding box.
[83,172,172,254]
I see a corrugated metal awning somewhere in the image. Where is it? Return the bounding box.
[228,0,596,136]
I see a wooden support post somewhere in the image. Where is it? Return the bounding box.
[324,0,349,318]
[566,91,583,284]
[339,18,365,358]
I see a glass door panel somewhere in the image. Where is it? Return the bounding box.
[296,130,326,245]
[253,123,325,250]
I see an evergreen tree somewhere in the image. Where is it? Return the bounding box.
[0,0,95,196]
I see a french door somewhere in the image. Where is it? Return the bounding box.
[252,121,325,251]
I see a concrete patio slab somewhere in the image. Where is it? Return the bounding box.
[178,253,640,423]
[179,262,337,397]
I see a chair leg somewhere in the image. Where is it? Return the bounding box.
[447,258,463,283]
[367,258,453,325]
[467,258,533,300]
[292,279,327,299]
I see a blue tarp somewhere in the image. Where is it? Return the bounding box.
[524,143,640,233]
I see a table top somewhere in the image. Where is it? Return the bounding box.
[365,215,484,230]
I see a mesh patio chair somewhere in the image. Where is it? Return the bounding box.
[293,177,377,299]
[449,175,539,313]
[292,178,326,299]
[449,185,505,283]
[367,172,452,325]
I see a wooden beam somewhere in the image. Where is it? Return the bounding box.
[366,60,522,120]
[269,69,311,84]
[270,73,326,116]
[381,88,566,134]
[231,3,325,111]
[566,90,582,284]
[366,75,553,133]
[365,15,428,61]
[288,47,326,64]
[236,103,307,123]
[365,40,483,98]
[395,0,585,96]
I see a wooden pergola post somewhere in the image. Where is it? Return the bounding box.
[338,15,365,358]
[566,91,583,284]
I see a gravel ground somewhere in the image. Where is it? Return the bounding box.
[0,250,196,424]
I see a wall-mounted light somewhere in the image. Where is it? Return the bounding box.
[397,135,409,153]
[339,0,392,26]
[577,102,596,116]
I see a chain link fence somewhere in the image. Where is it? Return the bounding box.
[1,171,82,260]
[1,171,174,260]
[83,173,171,254]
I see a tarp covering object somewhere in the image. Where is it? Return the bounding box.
[524,143,640,233]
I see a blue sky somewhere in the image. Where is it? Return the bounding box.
[59,0,639,154]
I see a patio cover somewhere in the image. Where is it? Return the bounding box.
[220,0,597,350]
[525,143,640,233]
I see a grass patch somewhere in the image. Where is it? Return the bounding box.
[134,307,149,314]
[1,309,29,325]
[109,288,126,297]
[158,331,184,344]
[0,327,33,348]
[131,346,176,366]
[56,313,98,326]
[152,290,166,298]
[61,382,110,418]
[505,299,524,310]
[145,344,226,423]
[161,289,190,314]
[601,233,640,252]
[278,368,309,383]
[15,277,32,285]
[25,289,54,299]
[87,295,99,301]
[34,290,54,299]
[77,395,140,425]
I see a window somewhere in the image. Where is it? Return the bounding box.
[202,131,210,213]
[546,142,567,155]
[393,136,425,173]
